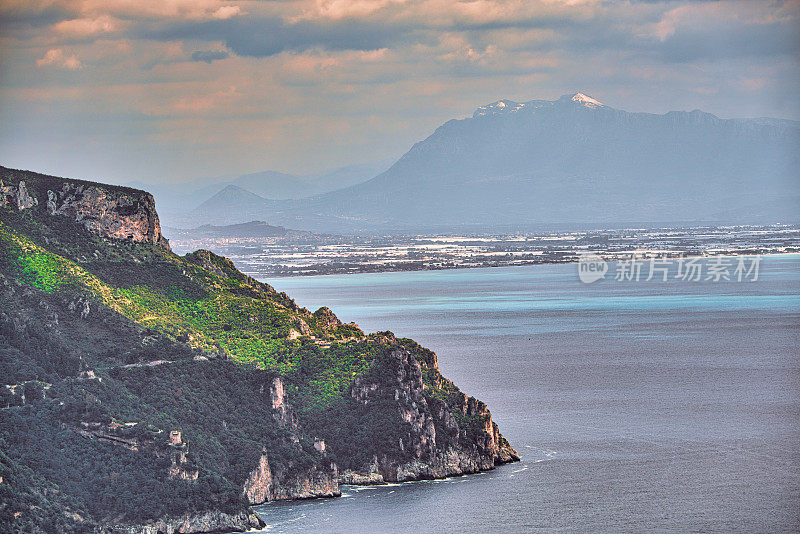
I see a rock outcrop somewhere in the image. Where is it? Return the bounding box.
[239,377,340,504]
[1,180,38,210]
[0,167,169,249]
[342,347,518,484]
[242,450,273,504]
[49,182,168,248]
[256,458,340,501]
[109,510,264,534]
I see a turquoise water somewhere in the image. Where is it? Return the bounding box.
[255,255,800,532]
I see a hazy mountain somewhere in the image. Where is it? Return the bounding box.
[163,220,315,239]
[189,92,798,233]
[229,170,304,199]
[140,160,392,228]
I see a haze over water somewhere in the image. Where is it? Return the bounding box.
[258,256,800,533]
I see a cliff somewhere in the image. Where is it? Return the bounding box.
[0,166,518,534]
[340,345,518,483]
[0,166,169,249]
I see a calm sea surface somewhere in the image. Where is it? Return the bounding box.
[254,255,800,533]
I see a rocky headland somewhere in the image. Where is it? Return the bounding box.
[0,166,518,533]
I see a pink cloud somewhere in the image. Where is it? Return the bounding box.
[36,48,83,70]
[54,15,122,37]
[212,5,241,19]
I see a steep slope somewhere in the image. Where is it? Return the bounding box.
[0,166,518,533]
[207,93,799,232]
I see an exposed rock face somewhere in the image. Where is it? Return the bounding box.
[240,448,339,505]
[0,181,39,210]
[269,462,339,500]
[268,376,297,429]
[339,456,384,485]
[0,170,169,250]
[343,348,519,484]
[49,182,168,248]
[109,509,264,534]
[168,437,199,482]
[242,451,273,504]
[240,376,341,506]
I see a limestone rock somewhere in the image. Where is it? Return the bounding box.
[1,170,170,249]
[51,183,168,248]
[0,180,38,210]
[111,510,264,534]
[242,451,273,504]
[344,347,519,484]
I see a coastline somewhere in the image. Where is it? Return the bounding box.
[247,250,800,279]
[250,461,517,531]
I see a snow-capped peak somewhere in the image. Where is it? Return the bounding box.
[474,92,607,118]
[568,92,605,108]
[473,99,525,118]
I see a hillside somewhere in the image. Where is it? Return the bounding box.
[164,221,313,239]
[188,186,275,227]
[0,166,518,533]
[191,93,800,232]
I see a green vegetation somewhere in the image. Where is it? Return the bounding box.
[0,211,351,366]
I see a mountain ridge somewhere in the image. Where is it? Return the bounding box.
[212,92,797,233]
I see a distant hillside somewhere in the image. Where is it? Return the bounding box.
[164,220,317,240]
[135,161,392,228]
[188,185,273,225]
[231,162,392,200]
[187,93,799,232]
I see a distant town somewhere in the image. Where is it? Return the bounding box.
[164,224,800,277]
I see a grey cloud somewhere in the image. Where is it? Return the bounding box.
[136,7,797,65]
[0,5,73,30]
[138,17,413,57]
[191,50,230,63]
[655,22,800,63]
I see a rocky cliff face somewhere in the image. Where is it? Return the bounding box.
[240,377,340,505]
[109,510,264,534]
[0,167,169,249]
[341,345,519,484]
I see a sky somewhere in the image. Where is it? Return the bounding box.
[0,0,798,185]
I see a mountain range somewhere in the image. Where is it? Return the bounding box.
[130,161,392,227]
[178,93,800,233]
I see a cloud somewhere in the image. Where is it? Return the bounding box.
[191,49,230,63]
[173,86,240,112]
[212,6,241,20]
[136,16,412,58]
[36,48,82,69]
[53,15,122,37]
[3,0,800,182]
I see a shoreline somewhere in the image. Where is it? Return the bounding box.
[250,461,517,529]
[249,250,800,280]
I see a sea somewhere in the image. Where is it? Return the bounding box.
[252,254,800,533]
